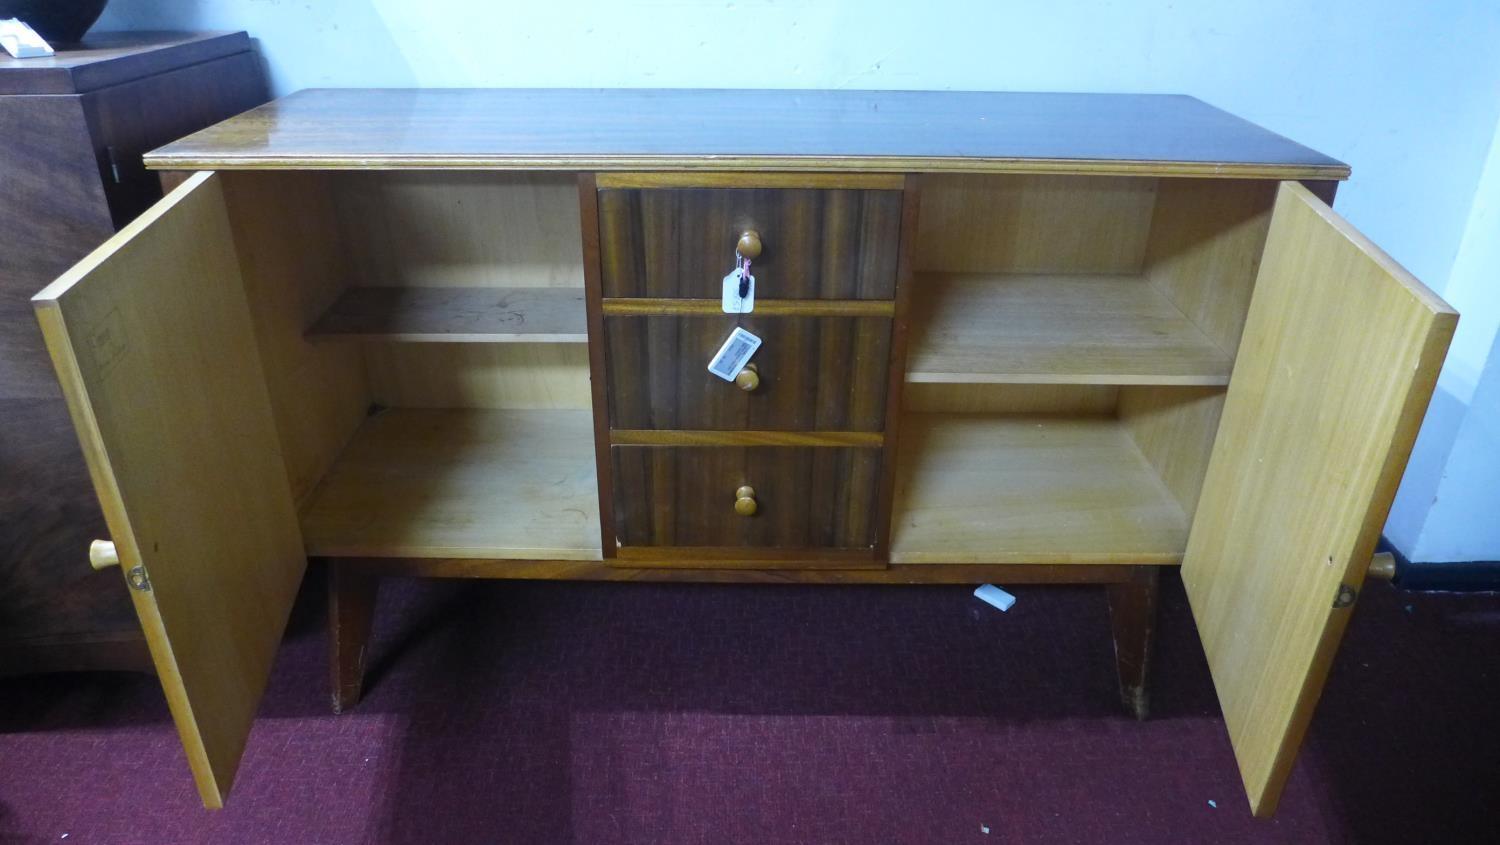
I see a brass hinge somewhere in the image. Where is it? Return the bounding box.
[126,565,151,592]
[1332,583,1357,609]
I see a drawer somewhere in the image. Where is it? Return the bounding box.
[598,187,903,299]
[605,314,892,431]
[611,446,881,549]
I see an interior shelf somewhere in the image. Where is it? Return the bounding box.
[308,286,587,343]
[906,273,1233,386]
[890,414,1188,564]
[300,408,601,560]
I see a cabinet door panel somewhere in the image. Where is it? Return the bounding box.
[1182,182,1456,816]
[32,172,303,809]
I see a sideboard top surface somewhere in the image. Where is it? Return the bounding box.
[145,88,1349,179]
[0,31,249,95]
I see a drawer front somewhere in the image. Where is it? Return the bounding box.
[606,315,892,431]
[598,187,902,299]
[612,446,881,548]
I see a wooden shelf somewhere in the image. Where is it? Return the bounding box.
[907,273,1232,385]
[300,409,601,560]
[308,286,587,343]
[890,414,1187,564]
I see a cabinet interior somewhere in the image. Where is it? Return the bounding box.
[215,170,1276,565]
[218,171,599,561]
[892,174,1277,564]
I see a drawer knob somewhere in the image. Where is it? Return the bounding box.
[736,230,762,259]
[734,363,760,392]
[734,485,757,516]
[89,539,120,571]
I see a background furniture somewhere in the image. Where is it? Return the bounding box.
[32,90,1454,816]
[0,31,267,675]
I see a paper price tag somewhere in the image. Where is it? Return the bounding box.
[722,268,755,314]
[0,19,53,58]
[707,327,762,382]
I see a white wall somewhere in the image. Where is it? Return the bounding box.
[98,0,1500,561]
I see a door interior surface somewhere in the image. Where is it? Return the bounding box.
[32,172,305,808]
[1181,182,1457,816]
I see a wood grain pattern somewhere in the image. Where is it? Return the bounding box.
[598,187,902,299]
[363,343,590,410]
[606,315,891,431]
[32,173,305,808]
[871,179,921,555]
[330,171,584,289]
[915,174,1157,273]
[300,409,601,560]
[602,298,893,317]
[611,430,883,447]
[597,172,904,190]
[612,446,881,549]
[613,546,881,570]
[903,384,1119,414]
[1180,183,1456,817]
[144,89,1349,179]
[219,172,371,506]
[1143,179,1277,358]
[327,560,378,714]
[907,274,1231,385]
[309,286,587,343]
[890,415,1186,565]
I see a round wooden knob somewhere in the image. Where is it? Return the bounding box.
[89,539,120,571]
[734,486,757,516]
[736,230,762,259]
[734,363,760,392]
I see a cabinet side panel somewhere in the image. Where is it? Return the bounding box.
[220,172,371,505]
[1143,179,1277,357]
[1118,386,1225,521]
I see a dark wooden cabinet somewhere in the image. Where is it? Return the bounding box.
[0,32,267,675]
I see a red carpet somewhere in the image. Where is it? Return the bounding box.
[2,570,1497,843]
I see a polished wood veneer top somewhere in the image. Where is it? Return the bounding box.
[146,88,1348,178]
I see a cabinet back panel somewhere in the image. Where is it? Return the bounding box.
[364,343,590,409]
[904,383,1119,415]
[915,174,1158,274]
[220,172,371,506]
[331,171,584,289]
[1143,179,1277,357]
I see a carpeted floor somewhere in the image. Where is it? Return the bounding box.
[1,569,1496,843]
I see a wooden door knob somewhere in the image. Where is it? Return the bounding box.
[734,485,757,516]
[734,363,760,392]
[89,539,120,571]
[736,230,762,259]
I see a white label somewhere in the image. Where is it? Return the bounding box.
[707,327,762,382]
[0,19,53,58]
[722,268,755,314]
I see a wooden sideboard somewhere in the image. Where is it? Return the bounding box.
[0,32,266,675]
[31,90,1455,816]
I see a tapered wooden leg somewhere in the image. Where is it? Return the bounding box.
[1106,566,1159,720]
[329,561,379,715]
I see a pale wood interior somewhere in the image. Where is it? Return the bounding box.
[896,173,1266,563]
[220,171,598,561]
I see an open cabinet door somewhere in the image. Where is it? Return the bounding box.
[1181,182,1456,816]
[33,172,304,808]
